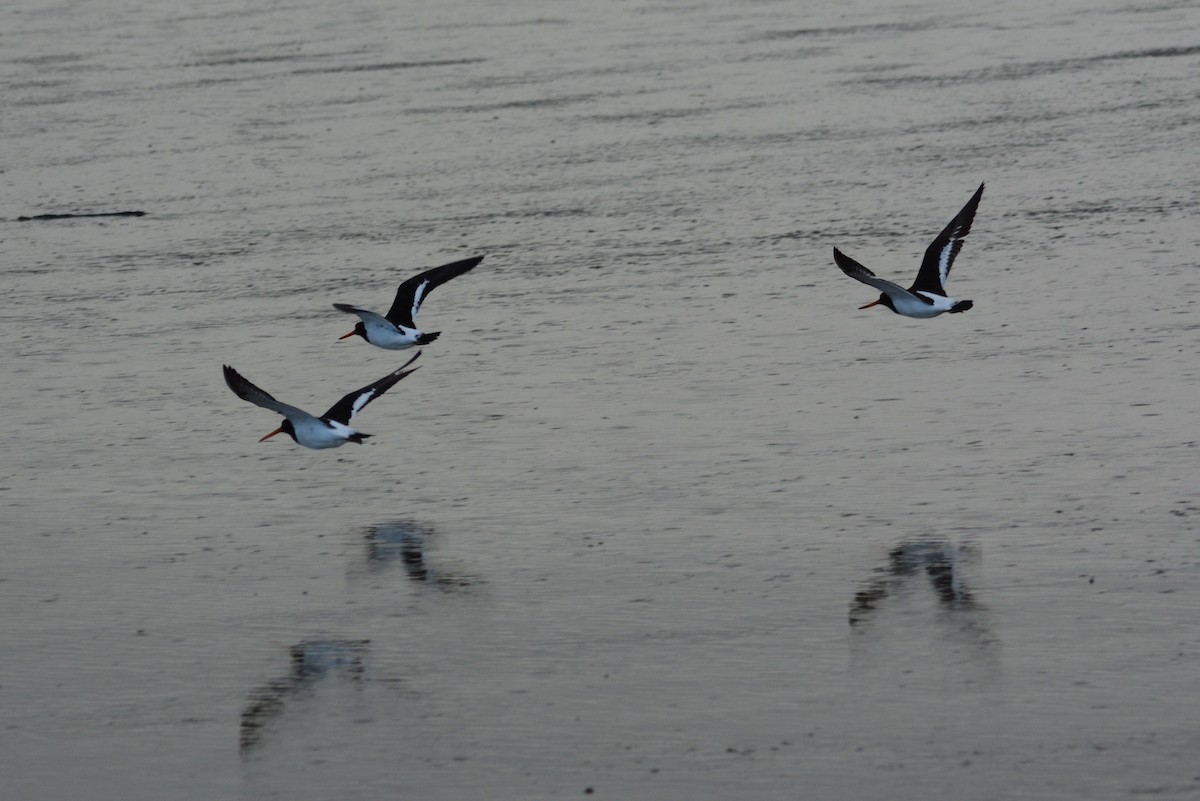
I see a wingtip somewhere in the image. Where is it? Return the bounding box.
[391,350,423,380]
[222,364,246,394]
[398,349,422,371]
[443,254,485,272]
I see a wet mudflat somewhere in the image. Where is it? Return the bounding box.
[3,0,1200,798]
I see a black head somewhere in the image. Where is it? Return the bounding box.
[860,293,897,313]
[259,419,297,443]
[338,322,366,342]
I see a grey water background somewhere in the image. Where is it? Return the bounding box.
[3,0,1200,798]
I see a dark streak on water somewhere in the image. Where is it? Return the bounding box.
[853,44,1200,87]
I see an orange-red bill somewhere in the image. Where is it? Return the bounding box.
[338,330,356,340]
[859,300,881,309]
[259,427,283,442]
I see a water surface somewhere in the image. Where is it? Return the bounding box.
[3,0,1200,798]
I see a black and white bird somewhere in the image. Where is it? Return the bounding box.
[222,353,421,449]
[334,255,484,349]
[833,183,984,318]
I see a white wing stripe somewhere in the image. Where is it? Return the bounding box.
[350,389,377,419]
[939,242,954,284]
[411,279,431,322]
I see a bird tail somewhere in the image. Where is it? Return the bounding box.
[415,331,441,345]
[950,300,973,313]
[347,433,373,444]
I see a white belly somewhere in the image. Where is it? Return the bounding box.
[364,320,421,349]
[293,419,353,449]
[895,292,957,318]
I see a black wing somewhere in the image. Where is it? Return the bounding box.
[910,183,984,296]
[223,365,311,420]
[384,255,485,327]
[322,351,422,424]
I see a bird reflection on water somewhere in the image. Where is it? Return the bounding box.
[240,639,370,754]
[850,539,977,625]
[848,538,1000,691]
[360,519,475,590]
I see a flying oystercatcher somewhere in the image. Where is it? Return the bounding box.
[222,352,421,449]
[834,183,984,318]
[334,255,484,348]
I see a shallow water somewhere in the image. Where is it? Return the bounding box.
[3,0,1200,798]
